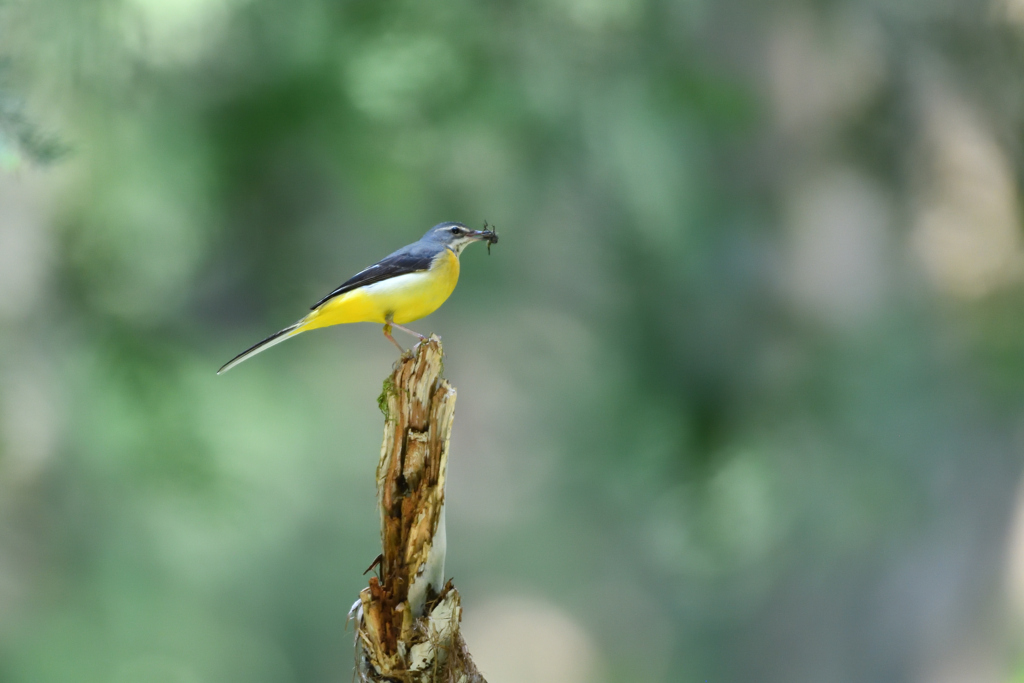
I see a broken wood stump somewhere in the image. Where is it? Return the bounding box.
[352,336,486,683]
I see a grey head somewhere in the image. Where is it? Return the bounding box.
[420,221,499,255]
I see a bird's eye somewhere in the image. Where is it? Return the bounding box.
[450,227,462,234]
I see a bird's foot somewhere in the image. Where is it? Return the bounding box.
[390,321,428,342]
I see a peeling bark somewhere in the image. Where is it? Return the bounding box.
[353,337,486,683]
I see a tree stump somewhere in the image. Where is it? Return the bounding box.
[352,336,486,683]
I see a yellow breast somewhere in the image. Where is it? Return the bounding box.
[301,248,460,330]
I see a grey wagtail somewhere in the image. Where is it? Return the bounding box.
[217,222,498,374]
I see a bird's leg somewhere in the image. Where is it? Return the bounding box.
[382,323,405,353]
[388,320,428,342]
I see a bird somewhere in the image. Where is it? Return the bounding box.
[217,221,498,374]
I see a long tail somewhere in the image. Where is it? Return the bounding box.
[217,321,304,374]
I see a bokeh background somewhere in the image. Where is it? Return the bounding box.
[2,0,1024,681]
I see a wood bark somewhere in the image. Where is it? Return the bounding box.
[352,336,486,683]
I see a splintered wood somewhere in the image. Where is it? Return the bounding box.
[355,337,485,683]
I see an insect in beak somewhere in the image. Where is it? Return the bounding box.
[475,221,499,255]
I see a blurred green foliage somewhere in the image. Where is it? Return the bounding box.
[2,0,1024,682]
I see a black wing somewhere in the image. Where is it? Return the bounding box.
[310,245,438,310]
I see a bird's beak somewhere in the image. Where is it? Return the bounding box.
[467,228,499,245]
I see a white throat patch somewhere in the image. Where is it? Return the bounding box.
[448,238,475,256]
